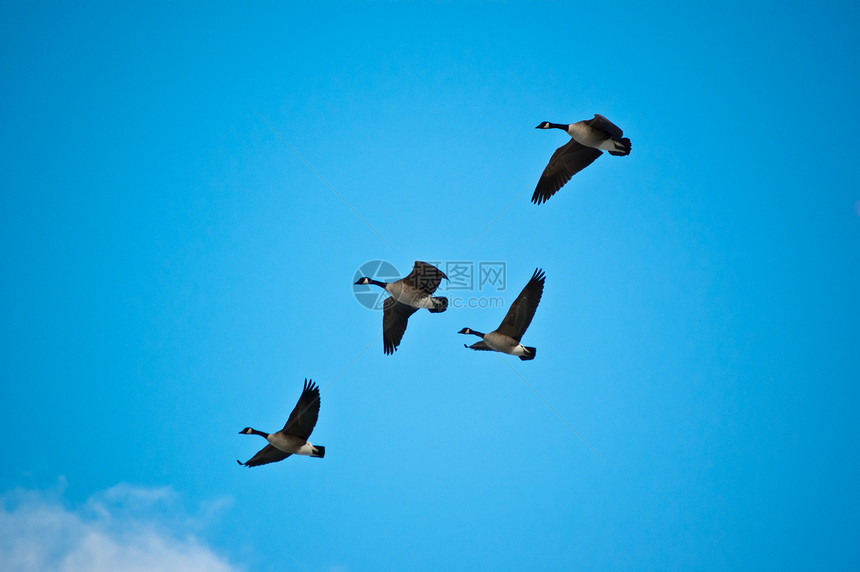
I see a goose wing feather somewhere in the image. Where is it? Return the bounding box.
[404,261,448,294]
[281,379,320,440]
[588,114,624,139]
[532,140,602,204]
[495,269,546,340]
[238,445,291,467]
[383,297,419,354]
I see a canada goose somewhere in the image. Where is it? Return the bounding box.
[237,379,325,467]
[458,268,545,360]
[355,261,448,354]
[532,114,631,205]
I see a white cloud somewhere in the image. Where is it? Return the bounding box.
[0,481,240,572]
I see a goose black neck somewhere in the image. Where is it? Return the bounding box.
[367,278,387,288]
[547,122,568,130]
[249,428,268,438]
[466,329,485,338]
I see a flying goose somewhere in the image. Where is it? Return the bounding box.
[532,114,631,205]
[458,268,545,360]
[355,261,448,354]
[237,379,325,467]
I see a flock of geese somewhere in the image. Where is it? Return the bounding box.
[238,114,632,467]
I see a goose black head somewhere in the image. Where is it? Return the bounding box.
[354,277,372,286]
[535,121,551,129]
[238,427,253,434]
[457,328,472,335]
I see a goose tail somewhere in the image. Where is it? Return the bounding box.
[519,346,537,361]
[312,445,325,458]
[428,296,448,313]
[608,137,631,156]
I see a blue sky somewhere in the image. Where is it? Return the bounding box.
[2,2,859,570]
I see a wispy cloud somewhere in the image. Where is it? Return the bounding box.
[0,480,240,572]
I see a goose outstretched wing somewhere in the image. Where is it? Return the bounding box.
[495,269,546,341]
[532,141,602,204]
